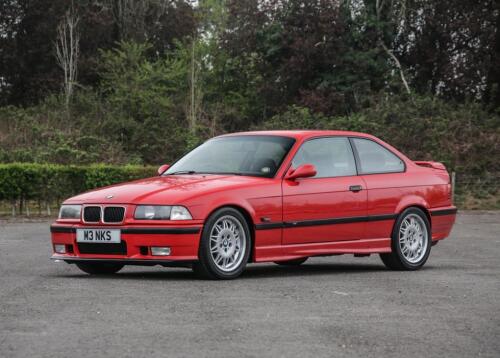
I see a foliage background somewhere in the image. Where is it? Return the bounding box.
[0,0,499,210]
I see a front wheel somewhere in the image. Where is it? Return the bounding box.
[193,208,251,279]
[380,207,431,270]
[76,262,124,275]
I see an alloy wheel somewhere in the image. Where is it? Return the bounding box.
[209,215,247,272]
[398,213,428,264]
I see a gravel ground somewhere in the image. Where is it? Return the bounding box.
[0,212,499,358]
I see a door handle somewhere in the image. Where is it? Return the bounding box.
[349,185,363,192]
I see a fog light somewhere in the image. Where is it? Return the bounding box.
[54,244,66,254]
[151,247,171,256]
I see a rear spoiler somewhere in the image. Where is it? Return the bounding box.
[414,161,447,170]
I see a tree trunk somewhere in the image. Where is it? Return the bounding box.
[485,4,500,107]
[55,3,80,109]
[190,39,196,134]
[375,0,411,94]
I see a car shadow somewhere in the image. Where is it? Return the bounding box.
[241,262,388,279]
[48,262,391,281]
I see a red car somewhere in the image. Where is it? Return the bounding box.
[51,130,457,279]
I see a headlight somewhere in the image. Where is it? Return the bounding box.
[134,205,192,220]
[58,205,82,220]
[170,206,192,220]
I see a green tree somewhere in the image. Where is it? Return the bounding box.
[99,41,189,163]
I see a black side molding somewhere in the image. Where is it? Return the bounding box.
[255,222,284,230]
[255,214,398,230]
[430,208,458,216]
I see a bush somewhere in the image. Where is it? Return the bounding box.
[0,163,157,208]
[257,97,500,175]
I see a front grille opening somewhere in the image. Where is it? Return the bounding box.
[103,206,125,223]
[84,206,101,222]
[77,241,127,255]
[66,244,74,254]
[139,246,149,256]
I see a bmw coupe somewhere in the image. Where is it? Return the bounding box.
[51,131,457,279]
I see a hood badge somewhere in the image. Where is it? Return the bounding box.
[106,194,114,199]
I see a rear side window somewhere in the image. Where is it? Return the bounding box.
[352,138,405,174]
[292,137,357,178]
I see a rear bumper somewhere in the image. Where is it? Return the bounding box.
[50,223,202,263]
[429,206,457,241]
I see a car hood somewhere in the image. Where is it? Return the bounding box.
[65,174,264,205]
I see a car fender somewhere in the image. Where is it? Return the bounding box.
[395,194,430,216]
[187,193,258,224]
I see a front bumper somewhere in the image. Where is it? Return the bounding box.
[50,223,202,263]
[50,256,195,267]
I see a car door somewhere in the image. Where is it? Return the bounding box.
[282,136,367,245]
[350,137,406,240]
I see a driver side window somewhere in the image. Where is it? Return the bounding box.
[292,137,357,178]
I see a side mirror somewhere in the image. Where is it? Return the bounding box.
[285,164,317,180]
[158,164,170,175]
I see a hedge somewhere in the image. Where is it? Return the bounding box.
[0,163,156,213]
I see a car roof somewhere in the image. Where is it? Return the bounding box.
[218,130,375,141]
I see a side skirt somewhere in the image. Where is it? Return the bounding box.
[254,238,391,263]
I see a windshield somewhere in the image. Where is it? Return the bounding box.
[164,135,296,178]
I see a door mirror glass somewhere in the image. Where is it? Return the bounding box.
[285,164,317,180]
[158,164,170,175]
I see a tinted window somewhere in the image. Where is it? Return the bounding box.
[165,135,295,178]
[292,137,357,178]
[352,138,405,174]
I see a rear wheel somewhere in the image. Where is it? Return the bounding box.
[193,208,251,280]
[76,262,124,275]
[274,257,308,266]
[380,207,431,270]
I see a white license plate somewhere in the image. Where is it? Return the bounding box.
[76,229,121,243]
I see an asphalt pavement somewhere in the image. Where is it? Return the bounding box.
[0,212,499,358]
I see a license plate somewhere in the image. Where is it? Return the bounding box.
[76,229,121,243]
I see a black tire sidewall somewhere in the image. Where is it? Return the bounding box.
[392,208,432,269]
[198,208,251,279]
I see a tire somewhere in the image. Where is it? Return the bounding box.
[274,257,308,266]
[193,207,251,280]
[380,207,431,270]
[75,262,124,275]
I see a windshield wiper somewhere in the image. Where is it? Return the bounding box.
[165,170,199,175]
[166,171,249,176]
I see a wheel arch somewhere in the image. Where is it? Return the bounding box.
[395,195,432,229]
[395,204,432,230]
